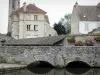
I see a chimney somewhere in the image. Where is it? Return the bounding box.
[33,3,36,6]
[74,1,78,7]
[23,2,27,12]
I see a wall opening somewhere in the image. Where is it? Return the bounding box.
[66,61,91,68]
[27,61,54,74]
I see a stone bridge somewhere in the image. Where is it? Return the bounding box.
[0,46,100,67]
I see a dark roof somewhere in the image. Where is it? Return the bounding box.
[74,4,100,21]
[11,4,47,15]
[4,35,66,46]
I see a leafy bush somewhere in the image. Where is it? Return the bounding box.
[66,37,75,43]
[94,36,100,42]
[75,41,83,46]
[85,40,94,46]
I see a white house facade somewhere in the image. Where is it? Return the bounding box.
[10,3,57,39]
[79,21,100,34]
[71,2,100,34]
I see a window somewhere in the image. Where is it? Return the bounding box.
[85,23,89,31]
[27,25,31,30]
[97,23,100,28]
[34,25,38,31]
[34,15,38,20]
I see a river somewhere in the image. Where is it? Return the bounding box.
[1,68,100,75]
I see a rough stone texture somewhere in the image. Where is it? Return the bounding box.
[0,46,100,67]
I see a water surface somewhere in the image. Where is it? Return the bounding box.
[2,68,100,75]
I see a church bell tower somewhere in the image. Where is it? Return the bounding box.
[8,0,20,33]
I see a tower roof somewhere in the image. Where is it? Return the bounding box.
[11,3,47,16]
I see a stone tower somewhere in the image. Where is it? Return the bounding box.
[8,0,20,33]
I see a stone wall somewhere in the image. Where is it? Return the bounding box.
[0,46,100,67]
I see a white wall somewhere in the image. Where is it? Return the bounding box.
[19,13,46,39]
[12,12,57,39]
[79,21,100,34]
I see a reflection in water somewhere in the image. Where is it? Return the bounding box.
[28,68,53,74]
[27,61,54,74]
[66,68,90,74]
[2,68,100,75]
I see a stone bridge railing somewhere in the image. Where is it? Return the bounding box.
[0,46,100,67]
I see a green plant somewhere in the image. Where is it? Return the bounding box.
[75,41,83,46]
[85,40,94,46]
[94,36,100,42]
[66,37,75,43]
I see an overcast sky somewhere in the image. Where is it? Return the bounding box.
[0,0,100,34]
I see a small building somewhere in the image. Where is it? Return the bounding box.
[10,2,57,39]
[71,2,100,34]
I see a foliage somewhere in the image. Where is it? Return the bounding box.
[75,41,83,46]
[7,32,11,37]
[94,36,100,42]
[85,40,94,46]
[66,37,75,43]
[59,14,71,34]
[53,22,66,35]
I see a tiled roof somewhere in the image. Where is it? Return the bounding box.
[11,4,47,15]
[4,35,66,46]
[75,5,100,21]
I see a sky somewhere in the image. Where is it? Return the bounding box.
[0,0,100,34]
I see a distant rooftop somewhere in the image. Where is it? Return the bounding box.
[4,35,66,46]
[74,2,100,21]
[11,3,47,16]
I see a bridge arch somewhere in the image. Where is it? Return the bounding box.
[27,60,54,68]
[66,61,91,68]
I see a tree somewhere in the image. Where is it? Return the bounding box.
[59,14,71,34]
[53,22,66,35]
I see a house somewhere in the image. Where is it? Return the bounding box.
[71,2,100,34]
[9,2,57,39]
